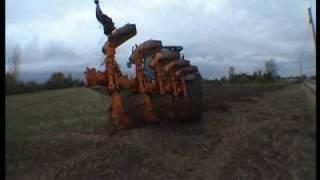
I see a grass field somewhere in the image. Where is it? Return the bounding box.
[5,82,316,179]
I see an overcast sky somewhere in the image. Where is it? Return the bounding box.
[5,0,316,81]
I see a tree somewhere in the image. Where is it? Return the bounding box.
[265,59,278,77]
[10,45,22,80]
[257,69,263,76]
[220,76,227,82]
[45,72,84,89]
[264,59,278,82]
[252,71,258,80]
[5,45,22,95]
[66,73,73,87]
[46,72,67,89]
[228,66,235,81]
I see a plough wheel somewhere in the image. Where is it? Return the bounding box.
[113,73,202,126]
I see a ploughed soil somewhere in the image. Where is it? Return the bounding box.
[6,82,315,180]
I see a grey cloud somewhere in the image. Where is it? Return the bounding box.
[5,0,316,81]
[42,41,81,60]
[5,0,90,24]
[6,38,101,74]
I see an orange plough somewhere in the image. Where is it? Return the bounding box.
[85,1,202,129]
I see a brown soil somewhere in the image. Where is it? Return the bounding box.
[6,82,316,180]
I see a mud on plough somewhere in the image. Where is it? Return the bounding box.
[84,0,202,129]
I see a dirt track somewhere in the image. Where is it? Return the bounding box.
[6,82,316,179]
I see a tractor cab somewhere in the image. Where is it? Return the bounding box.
[127,40,185,81]
[143,45,184,80]
[161,46,183,53]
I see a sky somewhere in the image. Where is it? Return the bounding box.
[5,0,316,82]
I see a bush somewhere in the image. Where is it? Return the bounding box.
[6,72,84,96]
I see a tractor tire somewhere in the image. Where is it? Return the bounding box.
[93,73,203,127]
[119,91,146,128]
[185,73,203,122]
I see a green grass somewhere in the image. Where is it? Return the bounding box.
[5,88,109,141]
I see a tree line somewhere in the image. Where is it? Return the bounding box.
[227,59,280,83]
[203,59,282,83]
[5,45,84,96]
[5,72,84,96]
